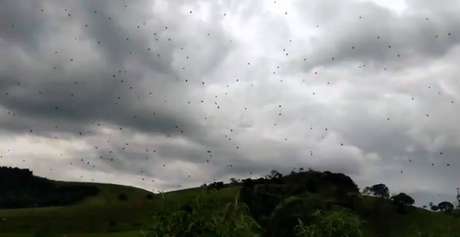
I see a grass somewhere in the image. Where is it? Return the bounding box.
[0,181,240,236]
[1,179,460,237]
[357,196,460,237]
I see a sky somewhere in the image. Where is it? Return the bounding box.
[1,0,460,206]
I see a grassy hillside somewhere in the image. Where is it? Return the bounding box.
[1,168,460,237]
[0,178,239,237]
[0,181,156,236]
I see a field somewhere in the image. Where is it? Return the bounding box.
[0,181,240,237]
[1,175,460,236]
[357,196,460,237]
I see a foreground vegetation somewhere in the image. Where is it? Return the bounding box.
[1,167,460,236]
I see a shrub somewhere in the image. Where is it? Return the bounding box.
[267,194,326,237]
[363,184,390,199]
[438,201,454,213]
[145,193,260,237]
[391,193,415,213]
[295,209,363,237]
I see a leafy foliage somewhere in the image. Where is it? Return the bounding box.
[240,169,360,226]
[363,184,390,199]
[266,194,326,237]
[294,209,363,237]
[2,167,460,237]
[391,193,415,213]
[145,192,260,237]
[438,201,455,213]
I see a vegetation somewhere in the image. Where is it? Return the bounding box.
[145,192,260,237]
[438,201,455,213]
[294,209,363,237]
[391,193,415,213]
[363,183,390,199]
[1,166,460,236]
[0,167,99,209]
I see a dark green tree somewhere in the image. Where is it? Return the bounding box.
[295,209,363,237]
[391,193,414,206]
[391,193,415,213]
[363,184,390,199]
[146,193,260,237]
[438,201,454,213]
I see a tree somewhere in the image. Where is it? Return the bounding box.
[230,178,240,184]
[146,194,260,237]
[391,193,415,213]
[267,195,326,237]
[0,166,99,209]
[267,170,283,180]
[322,171,360,195]
[438,201,454,213]
[391,193,415,206]
[295,209,363,237]
[363,184,390,199]
[208,181,225,190]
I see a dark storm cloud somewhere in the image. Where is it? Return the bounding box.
[0,0,232,139]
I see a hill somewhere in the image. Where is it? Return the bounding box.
[0,167,459,237]
[0,167,100,209]
[0,167,157,236]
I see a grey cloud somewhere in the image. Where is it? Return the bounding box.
[295,0,460,71]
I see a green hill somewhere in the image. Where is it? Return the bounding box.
[0,167,459,237]
[0,181,155,236]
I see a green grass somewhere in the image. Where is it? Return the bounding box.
[0,181,240,236]
[356,196,460,237]
[1,180,460,237]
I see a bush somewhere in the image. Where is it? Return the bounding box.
[267,194,326,237]
[295,209,363,237]
[145,193,260,237]
[363,184,390,199]
[391,193,415,213]
[438,201,454,213]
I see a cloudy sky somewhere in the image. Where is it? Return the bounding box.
[1,0,460,205]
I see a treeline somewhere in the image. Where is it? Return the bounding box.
[0,166,99,209]
[239,169,361,236]
[200,168,460,237]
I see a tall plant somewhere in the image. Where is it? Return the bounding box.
[295,209,363,237]
[145,192,260,237]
